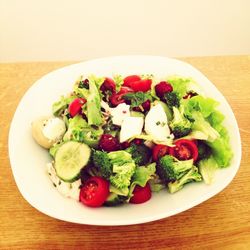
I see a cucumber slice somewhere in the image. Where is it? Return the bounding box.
[54,141,90,182]
[104,193,126,206]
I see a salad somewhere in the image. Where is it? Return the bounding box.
[31,74,233,207]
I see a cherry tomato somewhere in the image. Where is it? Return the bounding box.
[155,81,173,99]
[119,86,134,94]
[109,93,124,106]
[79,176,109,207]
[123,75,141,87]
[109,86,133,107]
[152,144,169,161]
[169,139,198,161]
[68,98,86,117]
[100,77,116,94]
[120,141,131,149]
[125,79,152,92]
[130,182,152,204]
[99,134,120,152]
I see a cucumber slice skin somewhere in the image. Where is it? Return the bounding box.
[59,171,80,183]
[104,193,126,207]
[55,141,90,182]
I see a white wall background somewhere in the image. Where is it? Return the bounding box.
[0,0,250,62]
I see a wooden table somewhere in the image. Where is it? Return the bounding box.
[0,56,249,249]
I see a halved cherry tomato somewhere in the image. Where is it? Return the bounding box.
[125,79,152,92]
[109,93,125,106]
[68,98,86,117]
[169,139,198,161]
[152,144,169,161]
[129,182,151,204]
[119,86,134,94]
[79,176,109,207]
[123,75,141,87]
[109,86,133,107]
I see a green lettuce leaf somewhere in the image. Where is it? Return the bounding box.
[130,162,156,189]
[123,92,152,108]
[184,95,219,118]
[191,111,220,142]
[63,115,84,141]
[183,95,233,168]
[72,127,103,148]
[198,157,218,184]
[113,74,123,92]
[73,85,89,99]
[167,76,194,98]
[207,134,233,167]
[131,163,156,188]
[88,75,105,89]
[63,115,103,147]
[128,163,156,197]
[87,75,104,126]
[206,110,225,132]
[52,95,76,116]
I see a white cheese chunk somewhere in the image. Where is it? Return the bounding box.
[110,103,131,126]
[144,103,170,141]
[120,116,144,142]
[47,163,81,200]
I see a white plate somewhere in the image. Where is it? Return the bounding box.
[9,56,241,225]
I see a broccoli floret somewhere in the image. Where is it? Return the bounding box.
[92,150,113,179]
[168,166,202,193]
[109,161,135,190]
[157,155,193,183]
[92,150,136,195]
[125,143,151,166]
[170,107,192,138]
[163,91,180,108]
[108,151,136,193]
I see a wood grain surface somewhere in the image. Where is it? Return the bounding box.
[0,56,250,250]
